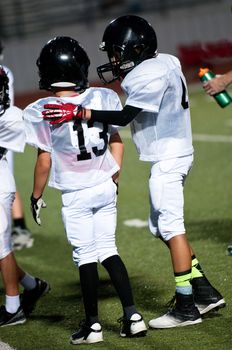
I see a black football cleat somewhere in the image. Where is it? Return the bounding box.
[192,277,226,315]
[149,293,202,329]
[0,305,26,327]
[21,277,50,316]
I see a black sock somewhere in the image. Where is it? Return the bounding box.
[102,255,136,317]
[191,255,205,279]
[13,218,27,229]
[123,305,138,319]
[79,262,100,326]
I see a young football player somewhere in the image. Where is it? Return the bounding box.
[24,36,147,344]
[42,16,226,329]
[0,66,50,327]
[0,39,33,250]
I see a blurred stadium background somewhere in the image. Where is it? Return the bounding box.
[0,0,231,106]
[1,1,232,349]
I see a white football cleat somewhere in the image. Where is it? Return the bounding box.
[70,322,103,344]
[119,313,147,337]
[149,293,202,329]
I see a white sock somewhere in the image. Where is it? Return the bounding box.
[20,273,37,290]
[5,295,20,314]
[176,285,192,295]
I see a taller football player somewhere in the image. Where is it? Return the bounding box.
[42,16,226,329]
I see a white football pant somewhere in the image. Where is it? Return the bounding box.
[0,192,15,259]
[62,178,118,267]
[149,155,193,241]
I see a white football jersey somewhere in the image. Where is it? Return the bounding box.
[121,53,194,161]
[0,106,25,193]
[24,87,122,191]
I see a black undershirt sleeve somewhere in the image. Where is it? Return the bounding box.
[91,105,142,126]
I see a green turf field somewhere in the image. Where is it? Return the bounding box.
[1,88,232,349]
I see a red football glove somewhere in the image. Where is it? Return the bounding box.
[42,102,83,125]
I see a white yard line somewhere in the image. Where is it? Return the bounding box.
[124,219,148,228]
[193,134,232,143]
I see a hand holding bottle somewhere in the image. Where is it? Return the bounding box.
[199,68,232,108]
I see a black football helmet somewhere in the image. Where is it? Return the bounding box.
[0,66,10,116]
[37,36,90,91]
[97,15,157,84]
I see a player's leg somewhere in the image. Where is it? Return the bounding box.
[0,254,26,327]
[72,262,103,344]
[95,179,147,337]
[159,230,225,314]
[6,151,33,250]
[61,189,103,344]
[148,156,202,328]
[0,192,26,326]
[0,192,49,325]
[189,246,225,314]
[102,255,147,337]
[20,273,50,317]
[11,191,34,250]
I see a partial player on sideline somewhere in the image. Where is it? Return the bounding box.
[0,39,33,250]
[0,66,50,327]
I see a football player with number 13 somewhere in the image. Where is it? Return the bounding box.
[43,16,226,329]
[24,36,147,344]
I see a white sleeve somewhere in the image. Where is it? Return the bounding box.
[105,88,123,111]
[122,63,168,112]
[0,106,25,152]
[23,104,52,152]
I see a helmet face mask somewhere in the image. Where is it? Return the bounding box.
[97,15,157,84]
[97,45,133,84]
[0,66,10,116]
[37,36,90,91]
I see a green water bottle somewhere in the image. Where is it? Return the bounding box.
[198,68,232,108]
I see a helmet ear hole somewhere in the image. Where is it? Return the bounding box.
[133,44,145,54]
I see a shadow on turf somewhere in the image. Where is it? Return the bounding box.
[24,276,225,336]
[24,277,164,327]
[60,277,165,313]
